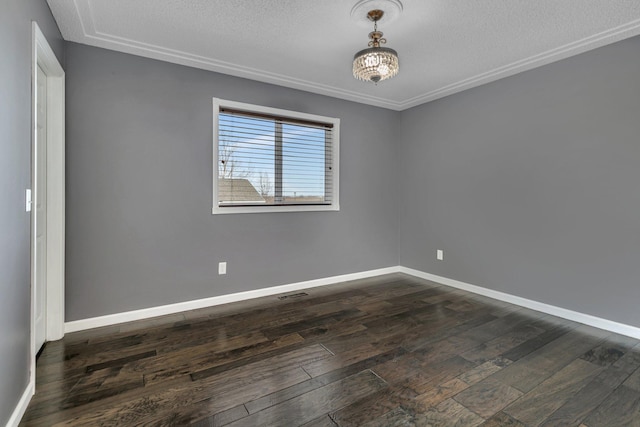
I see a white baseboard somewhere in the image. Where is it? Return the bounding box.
[6,381,34,427]
[398,266,640,340]
[64,266,400,333]
[65,265,640,340]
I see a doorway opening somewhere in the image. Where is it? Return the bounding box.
[31,22,65,383]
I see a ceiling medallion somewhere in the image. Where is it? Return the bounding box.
[352,9,400,83]
[350,0,403,25]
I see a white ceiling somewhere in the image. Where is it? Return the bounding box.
[48,0,640,111]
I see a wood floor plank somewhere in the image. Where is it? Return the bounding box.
[189,405,249,427]
[372,352,476,396]
[402,312,498,352]
[53,365,311,426]
[414,398,485,427]
[536,345,640,427]
[622,346,640,392]
[61,366,145,409]
[503,358,602,426]
[224,370,386,427]
[457,357,512,385]
[411,335,486,372]
[480,412,526,427]
[455,310,547,344]
[625,367,640,391]
[359,406,415,427]
[500,323,576,362]
[19,274,640,426]
[460,323,545,364]
[581,344,626,367]
[410,356,513,415]
[140,332,302,385]
[539,347,640,427]
[189,335,317,381]
[301,335,405,378]
[297,320,367,341]
[329,384,417,427]
[37,334,142,367]
[453,377,523,419]
[31,345,329,426]
[300,415,338,427]
[489,325,610,393]
[414,378,469,408]
[84,349,157,373]
[18,377,83,422]
[261,309,364,340]
[582,385,640,427]
[245,346,406,414]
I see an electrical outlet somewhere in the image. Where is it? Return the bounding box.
[437,250,444,261]
[218,262,227,275]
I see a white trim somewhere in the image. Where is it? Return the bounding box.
[398,267,640,340]
[32,22,66,343]
[64,267,398,333]
[60,0,640,110]
[65,0,403,110]
[212,98,340,215]
[45,72,65,341]
[64,265,640,340]
[214,98,341,127]
[31,21,65,391]
[6,382,35,427]
[211,204,339,215]
[400,18,640,110]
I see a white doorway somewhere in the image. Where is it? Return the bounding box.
[31,22,65,379]
[33,63,48,352]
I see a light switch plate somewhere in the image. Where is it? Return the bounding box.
[26,189,32,212]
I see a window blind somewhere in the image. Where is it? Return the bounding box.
[217,107,335,208]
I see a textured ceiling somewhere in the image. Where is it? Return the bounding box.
[48,0,640,110]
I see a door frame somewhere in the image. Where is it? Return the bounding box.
[31,22,65,380]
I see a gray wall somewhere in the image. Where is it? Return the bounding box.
[64,25,640,329]
[0,0,63,424]
[65,42,400,321]
[399,36,640,327]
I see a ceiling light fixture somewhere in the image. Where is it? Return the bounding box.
[352,9,399,83]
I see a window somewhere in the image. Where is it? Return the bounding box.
[212,98,340,214]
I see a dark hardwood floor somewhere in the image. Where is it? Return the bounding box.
[20,274,640,426]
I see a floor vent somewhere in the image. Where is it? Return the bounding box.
[278,292,309,300]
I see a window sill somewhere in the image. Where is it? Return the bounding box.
[211,204,340,215]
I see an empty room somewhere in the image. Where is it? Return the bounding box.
[3,0,640,425]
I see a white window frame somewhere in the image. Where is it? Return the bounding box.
[212,98,340,214]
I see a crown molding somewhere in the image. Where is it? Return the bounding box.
[400,18,640,110]
[67,0,640,111]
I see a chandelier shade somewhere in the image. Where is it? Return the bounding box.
[353,46,399,83]
[352,9,399,83]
